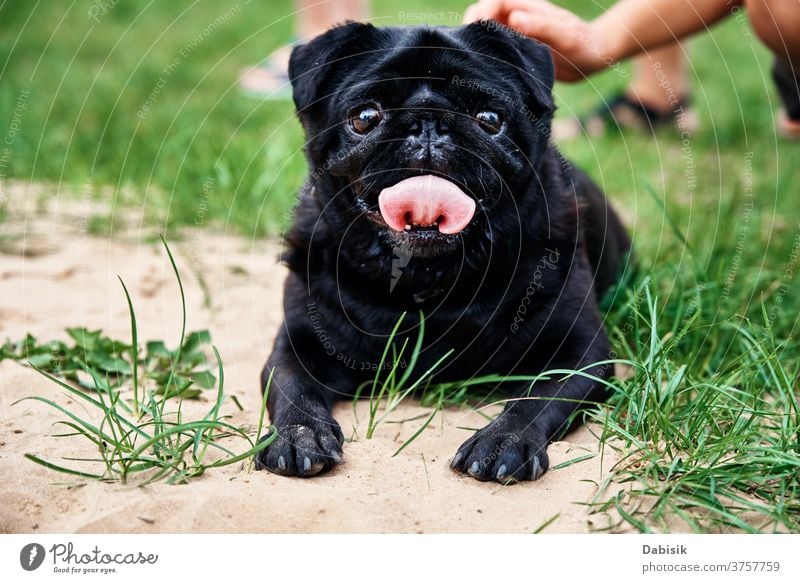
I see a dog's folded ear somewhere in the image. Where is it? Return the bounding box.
[460,22,555,117]
[511,36,555,116]
[289,21,383,129]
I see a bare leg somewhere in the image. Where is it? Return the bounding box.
[626,43,689,113]
[746,0,800,137]
[745,0,800,64]
[297,0,369,40]
[241,0,370,97]
[331,0,370,31]
[556,41,695,139]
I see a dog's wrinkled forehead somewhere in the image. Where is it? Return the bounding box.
[288,21,555,130]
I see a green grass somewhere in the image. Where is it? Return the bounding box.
[2,0,799,531]
[589,273,800,532]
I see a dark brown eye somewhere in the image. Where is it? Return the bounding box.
[350,106,382,134]
[476,111,503,134]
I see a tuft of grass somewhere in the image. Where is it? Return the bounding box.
[585,275,800,533]
[360,312,454,443]
[14,238,274,484]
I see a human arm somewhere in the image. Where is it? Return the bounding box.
[464,0,743,81]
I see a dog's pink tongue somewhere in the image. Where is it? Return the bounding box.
[378,176,476,235]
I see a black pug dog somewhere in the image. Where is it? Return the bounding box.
[254,21,631,483]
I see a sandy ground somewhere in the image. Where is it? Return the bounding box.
[0,187,625,534]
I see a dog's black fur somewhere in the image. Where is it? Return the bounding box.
[254,21,631,483]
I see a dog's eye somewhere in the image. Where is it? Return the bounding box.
[349,106,382,135]
[475,111,503,134]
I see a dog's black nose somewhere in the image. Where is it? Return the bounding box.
[408,116,451,137]
[405,119,453,166]
[407,118,450,149]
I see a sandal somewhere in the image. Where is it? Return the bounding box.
[772,57,800,140]
[552,92,699,140]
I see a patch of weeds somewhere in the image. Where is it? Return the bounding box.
[1,328,216,400]
[13,236,274,484]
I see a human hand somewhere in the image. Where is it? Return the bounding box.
[463,0,614,82]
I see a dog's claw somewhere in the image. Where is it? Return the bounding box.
[497,463,519,484]
[255,420,344,478]
[468,461,480,476]
[531,456,543,480]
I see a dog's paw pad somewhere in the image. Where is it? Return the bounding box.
[254,421,344,478]
[451,427,548,483]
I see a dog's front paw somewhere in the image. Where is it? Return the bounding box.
[451,424,549,483]
[254,419,344,477]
